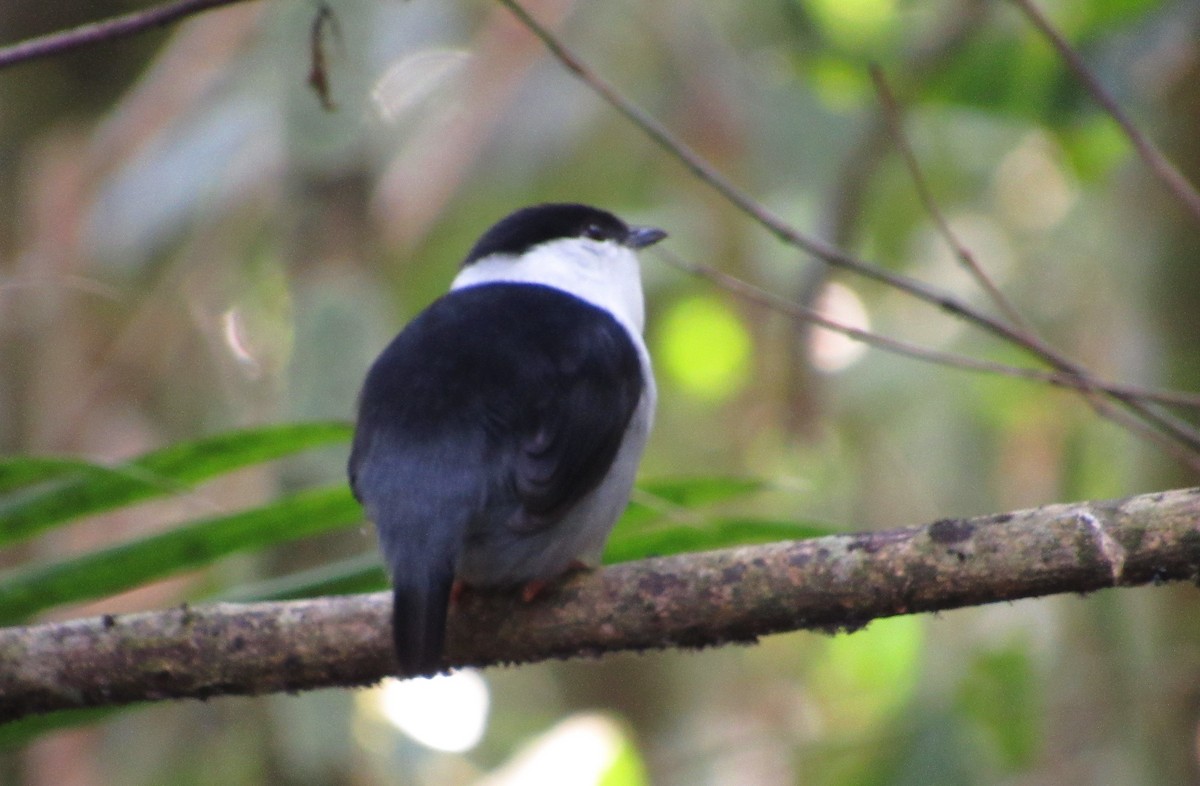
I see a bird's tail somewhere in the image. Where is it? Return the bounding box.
[353,445,474,677]
[391,564,455,678]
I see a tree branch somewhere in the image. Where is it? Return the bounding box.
[0,0,254,71]
[3,487,1199,723]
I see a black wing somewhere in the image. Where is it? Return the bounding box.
[351,282,644,528]
[502,298,645,531]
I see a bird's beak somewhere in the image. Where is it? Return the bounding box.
[625,225,668,249]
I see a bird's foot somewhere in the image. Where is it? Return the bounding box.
[519,560,591,603]
[520,580,548,603]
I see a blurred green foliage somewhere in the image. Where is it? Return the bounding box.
[1,0,1199,782]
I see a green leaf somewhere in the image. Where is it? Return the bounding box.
[0,485,362,624]
[637,476,765,506]
[224,478,810,598]
[604,517,832,564]
[608,477,810,561]
[0,457,108,495]
[0,706,124,750]
[215,553,387,602]
[0,421,352,546]
[619,476,766,529]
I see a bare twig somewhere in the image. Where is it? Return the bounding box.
[1007,0,1200,226]
[673,251,1200,469]
[664,250,1200,411]
[796,3,992,435]
[307,3,339,111]
[497,0,1200,470]
[861,66,1200,469]
[869,64,1032,334]
[2,486,1198,721]
[0,0,255,71]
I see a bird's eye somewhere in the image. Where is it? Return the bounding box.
[582,223,608,241]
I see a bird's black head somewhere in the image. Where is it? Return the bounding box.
[462,203,666,267]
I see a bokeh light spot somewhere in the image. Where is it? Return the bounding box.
[476,714,646,786]
[374,670,489,753]
[656,294,751,402]
[805,0,898,50]
[808,282,870,373]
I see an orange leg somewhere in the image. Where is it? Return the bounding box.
[520,580,549,603]
[519,561,590,603]
[450,579,468,605]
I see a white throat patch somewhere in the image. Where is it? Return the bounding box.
[450,238,647,337]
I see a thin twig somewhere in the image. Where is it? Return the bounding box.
[307,3,340,111]
[869,64,1032,334]
[497,0,1200,468]
[0,0,253,71]
[796,4,992,436]
[1007,0,1200,226]
[860,65,1200,467]
[664,250,1200,411]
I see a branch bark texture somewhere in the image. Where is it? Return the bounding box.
[3,487,1200,722]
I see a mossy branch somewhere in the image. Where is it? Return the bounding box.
[3,487,1199,723]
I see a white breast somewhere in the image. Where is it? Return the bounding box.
[450,237,656,585]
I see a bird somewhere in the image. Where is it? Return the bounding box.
[348,202,666,677]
